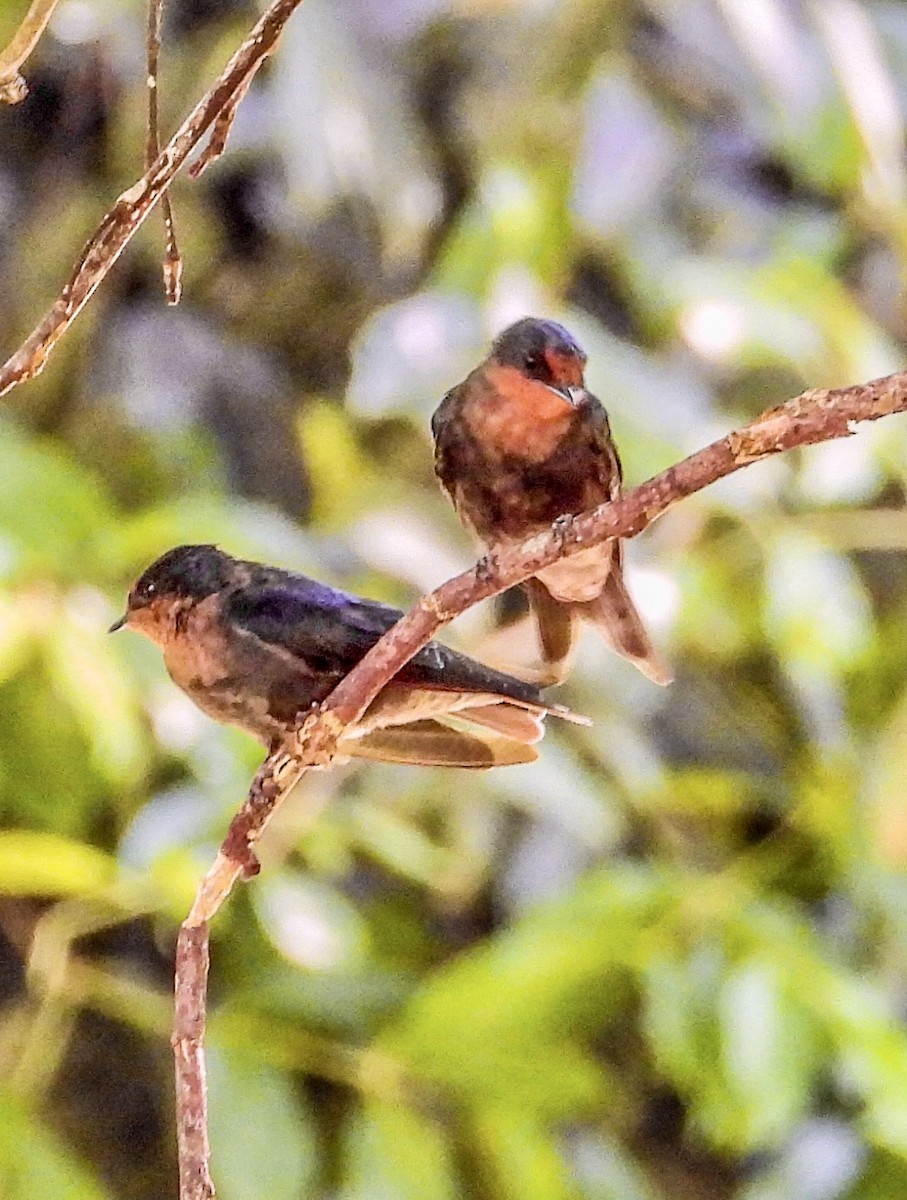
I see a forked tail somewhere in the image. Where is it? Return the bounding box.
[573,570,672,685]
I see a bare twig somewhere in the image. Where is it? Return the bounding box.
[173,368,907,1199]
[187,16,276,183]
[173,923,212,1200]
[0,0,306,397]
[146,0,183,304]
[189,64,257,179]
[173,749,318,1200]
[0,0,61,103]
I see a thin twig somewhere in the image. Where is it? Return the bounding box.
[173,367,907,1199]
[0,0,61,103]
[189,64,258,179]
[146,0,183,304]
[188,25,277,182]
[174,749,309,1200]
[173,923,212,1200]
[0,0,307,397]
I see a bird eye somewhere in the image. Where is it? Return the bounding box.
[524,354,542,374]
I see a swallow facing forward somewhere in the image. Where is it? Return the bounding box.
[110,544,586,768]
[432,317,670,685]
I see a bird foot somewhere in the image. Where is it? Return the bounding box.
[241,852,261,880]
[476,550,499,583]
[552,513,575,545]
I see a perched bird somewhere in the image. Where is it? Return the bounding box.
[110,544,586,768]
[432,317,670,685]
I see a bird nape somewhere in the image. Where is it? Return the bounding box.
[111,544,588,769]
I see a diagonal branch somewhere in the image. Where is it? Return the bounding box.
[0,0,307,397]
[189,60,261,179]
[173,366,907,1199]
[298,372,906,735]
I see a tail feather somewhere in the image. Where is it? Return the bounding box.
[343,682,588,768]
[574,571,672,685]
[461,702,545,743]
[525,579,579,685]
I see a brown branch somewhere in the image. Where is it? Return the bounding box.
[173,749,315,1200]
[189,65,257,179]
[304,373,905,733]
[173,367,907,1198]
[173,922,213,1200]
[0,0,307,397]
[146,0,183,304]
[0,0,61,103]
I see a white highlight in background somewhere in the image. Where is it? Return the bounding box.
[680,300,746,361]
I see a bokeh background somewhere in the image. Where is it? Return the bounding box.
[3,0,907,1196]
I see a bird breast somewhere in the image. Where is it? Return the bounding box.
[463,366,578,463]
[161,596,233,692]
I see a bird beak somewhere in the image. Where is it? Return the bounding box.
[108,613,127,633]
[547,385,585,406]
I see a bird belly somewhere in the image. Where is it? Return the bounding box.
[162,612,288,744]
[535,545,611,603]
[182,677,280,744]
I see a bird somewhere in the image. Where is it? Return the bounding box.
[110,544,587,769]
[431,316,670,686]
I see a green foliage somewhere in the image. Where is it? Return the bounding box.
[5,1,907,1198]
[207,1047,319,1200]
[0,1090,110,1200]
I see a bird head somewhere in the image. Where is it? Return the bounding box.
[109,544,235,641]
[491,317,588,405]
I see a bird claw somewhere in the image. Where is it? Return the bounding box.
[241,852,261,880]
[476,551,499,583]
[552,513,575,548]
[222,825,262,880]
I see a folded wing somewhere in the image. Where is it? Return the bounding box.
[225,571,587,768]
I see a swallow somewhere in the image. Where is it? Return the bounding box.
[110,544,587,768]
[431,317,670,685]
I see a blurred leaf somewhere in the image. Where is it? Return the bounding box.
[867,685,907,867]
[570,1132,661,1200]
[435,164,570,296]
[642,944,723,1097]
[386,868,667,1115]
[0,668,110,833]
[0,423,115,576]
[298,400,380,526]
[0,591,34,683]
[43,596,150,787]
[208,1046,318,1200]
[253,871,371,972]
[821,974,907,1156]
[347,293,484,420]
[738,1117,862,1200]
[764,532,872,672]
[0,1089,109,1200]
[472,1107,580,1200]
[0,831,117,895]
[716,959,817,1146]
[752,259,899,383]
[643,899,833,1153]
[842,1149,907,1200]
[339,1101,458,1200]
[574,65,679,240]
